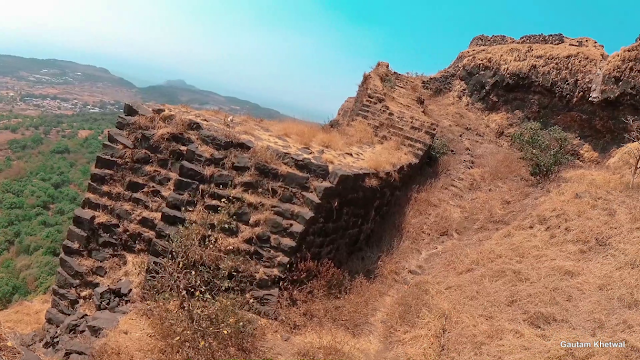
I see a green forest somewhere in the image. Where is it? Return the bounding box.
[0,112,116,308]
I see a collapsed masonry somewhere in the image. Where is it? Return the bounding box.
[34,63,436,359]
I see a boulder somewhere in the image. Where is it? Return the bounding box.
[161,207,186,226]
[178,161,206,183]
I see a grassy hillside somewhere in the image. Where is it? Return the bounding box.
[0,112,116,307]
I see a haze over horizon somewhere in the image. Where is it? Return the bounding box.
[0,0,639,121]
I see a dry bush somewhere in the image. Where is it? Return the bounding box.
[136,220,264,360]
[250,145,282,167]
[292,329,372,360]
[281,256,351,306]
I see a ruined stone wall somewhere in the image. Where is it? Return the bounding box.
[332,62,437,159]
[38,103,432,358]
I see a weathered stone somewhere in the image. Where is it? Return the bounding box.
[63,340,92,356]
[282,171,310,189]
[99,220,120,235]
[185,143,206,163]
[173,177,200,195]
[272,236,297,252]
[255,163,280,178]
[45,308,66,326]
[169,148,185,161]
[239,139,255,150]
[295,209,314,225]
[179,161,206,183]
[89,169,112,185]
[255,231,271,246]
[302,192,321,210]
[112,207,132,221]
[312,181,336,199]
[131,193,150,208]
[86,311,121,337]
[151,173,172,186]
[232,155,251,171]
[266,216,285,233]
[107,130,134,148]
[138,216,157,230]
[90,250,109,262]
[60,255,85,280]
[101,141,121,157]
[284,220,305,238]
[161,207,186,226]
[199,130,234,150]
[67,225,89,247]
[93,266,107,277]
[279,191,295,203]
[123,102,152,117]
[133,151,152,164]
[95,154,119,170]
[328,169,352,185]
[233,206,251,224]
[204,201,222,213]
[52,286,79,306]
[81,196,109,212]
[61,240,82,256]
[18,347,41,360]
[155,223,178,239]
[213,171,234,188]
[147,256,165,273]
[72,208,95,232]
[51,295,75,316]
[97,236,119,248]
[125,179,147,193]
[115,114,135,130]
[150,239,171,258]
[292,156,330,179]
[115,279,132,296]
[56,268,79,289]
[239,178,260,190]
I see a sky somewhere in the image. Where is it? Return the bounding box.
[0,0,638,121]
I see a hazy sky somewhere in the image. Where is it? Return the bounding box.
[0,0,638,121]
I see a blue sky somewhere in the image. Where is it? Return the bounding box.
[0,0,638,121]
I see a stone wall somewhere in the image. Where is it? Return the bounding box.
[35,103,433,359]
[331,62,437,160]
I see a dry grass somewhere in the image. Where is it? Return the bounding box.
[92,307,166,360]
[266,119,376,151]
[363,140,412,171]
[0,295,49,334]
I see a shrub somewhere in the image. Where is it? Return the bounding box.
[430,137,450,159]
[511,122,575,179]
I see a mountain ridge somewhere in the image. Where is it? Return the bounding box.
[0,54,289,120]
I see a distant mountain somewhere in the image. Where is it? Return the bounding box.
[0,55,288,119]
[0,54,137,89]
[139,80,286,119]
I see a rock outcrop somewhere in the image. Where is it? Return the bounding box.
[424,33,640,150]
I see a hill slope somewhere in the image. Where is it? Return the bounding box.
[6,33,640,360]
[138,79,286,119]
[0,55,288,119]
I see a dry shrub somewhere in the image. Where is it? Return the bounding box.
[281,256,351,306]
[250,145,282,166]
[137,220,263,360]
[139,297,261,360]
[363,140,411,171]
[266,119,376,151]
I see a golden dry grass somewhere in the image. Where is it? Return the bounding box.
[92,307,166,360]
[0,295,49,334]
